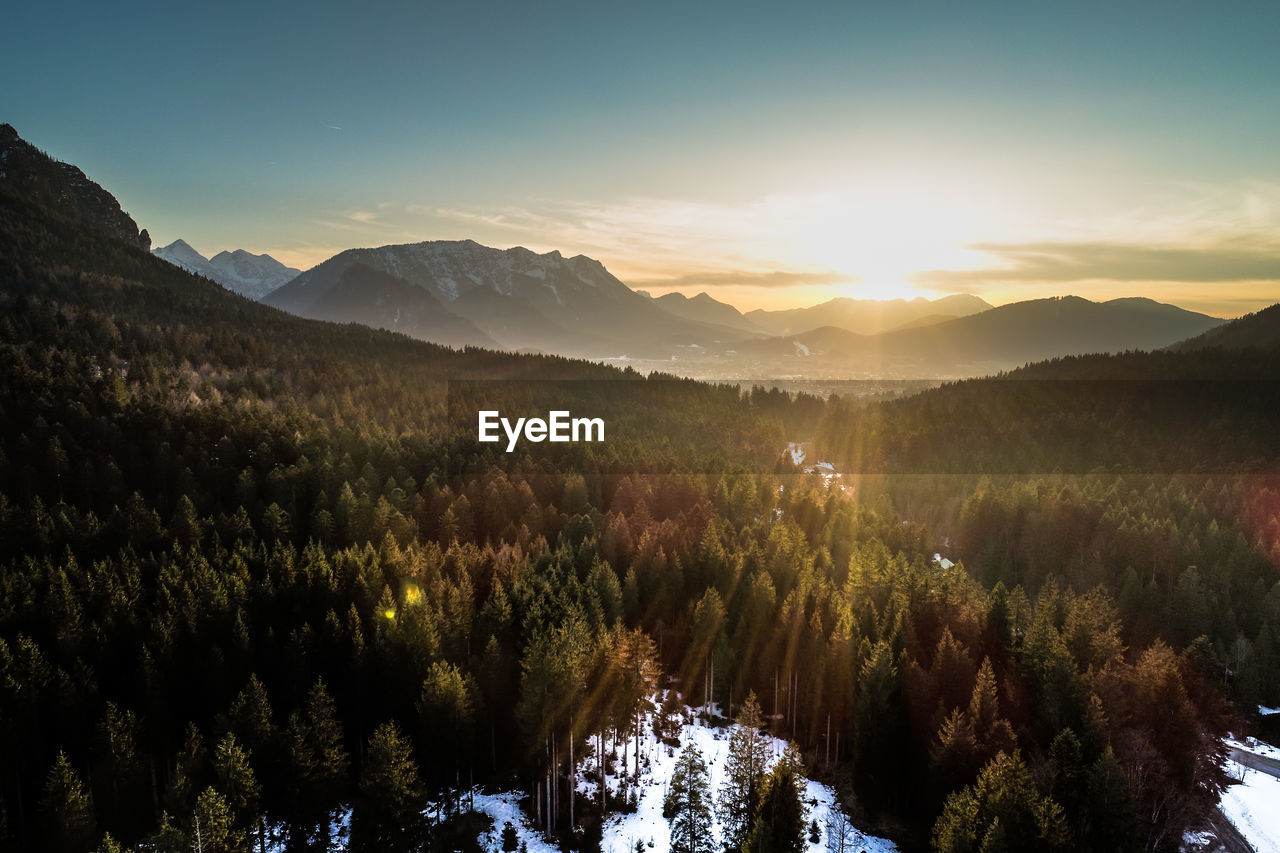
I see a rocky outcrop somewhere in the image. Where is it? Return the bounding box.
[0,123,150,250]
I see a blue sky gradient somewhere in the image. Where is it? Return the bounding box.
[5,1,1279,312]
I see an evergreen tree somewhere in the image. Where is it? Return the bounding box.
[141,812,188,853]
[655,688,686,743]
[212,732,261,837]
[931,751,1068,853]
[285,679,350,851]
[742,760,805,853]
[39,751,96,853]
[718,692,773,853]
[168,723,208,818]
[501,821,519,852]
[417,659,477,801]
[192,786,236,853]
[350,721,427,853]
[94,833,123,853]
[1082,747,1138,853]
[663,742,714,853]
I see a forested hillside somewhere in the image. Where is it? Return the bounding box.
[1,145,1278,853]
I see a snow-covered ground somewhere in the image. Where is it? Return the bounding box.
[783,442,846,487]
[473,790,562,853]
[787,441,807,466]
[1220,754,1280,853]
[263,696,895,853]
[1226,734,1280,762]
[461,695,896,853]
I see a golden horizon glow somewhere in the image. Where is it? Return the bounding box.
[214,177,1280,319]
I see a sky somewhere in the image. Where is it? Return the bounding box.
[3,0,1279,315]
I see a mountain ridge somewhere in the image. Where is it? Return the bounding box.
[265,240,759,356]
[1167,302,1280,352]
[734,295,1224,376]
[153,239,301,299]
[0,123,150,251]
[745,292,992,336]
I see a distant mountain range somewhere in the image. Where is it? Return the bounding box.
[256,239,1227,372]
[153,239,300,299]
[648,291,763,333]
[746,293,992,336]
[733,295,1224,376]
[0,123,1248,376]
[263,240,755,357]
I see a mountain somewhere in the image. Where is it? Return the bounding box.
[153,238,211,273]
[302,262,496,348]
[0,123,150,250]
[650,291,764,333]
[1168,303,1280,352]
[745,293,991,336]
[207,249,302,299]
[264,240,755,356]
[736,296,1225,376]
[153,239,301,299]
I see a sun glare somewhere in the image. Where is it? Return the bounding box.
[782,179,1002,302]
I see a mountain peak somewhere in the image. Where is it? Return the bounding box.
[0,123,150,250]
[164,238,201,255]
[154,238,299,299]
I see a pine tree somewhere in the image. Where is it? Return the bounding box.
[225,674,276,761]
[664,742,714,853]
[501,821,519,852]
[656,688,685,743]
[212,732,261,834]
[417,659,477,804]
[285,679,350,850]
[931,751,1068,853]
[350,721,427,853]
[40,751,96,853]
[94,832,123,853]
[742,760,804,853]
[168,723,207,817]
[718,691,773,853]
[614,627,660,779]
[193,786,235,852]
[142,812,188,853]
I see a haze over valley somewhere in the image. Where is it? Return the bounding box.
[151,231,1231,380]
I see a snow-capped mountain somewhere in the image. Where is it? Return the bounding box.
[207,249,301,300]
[264,240,758,356]
[153,239,300,300]
[153,239,210,274]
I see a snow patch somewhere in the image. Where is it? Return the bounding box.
[786,442,806,466]
[479,694,895,853]
[473,791,561,853]
[1221,756,1280,853]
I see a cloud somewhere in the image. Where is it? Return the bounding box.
[629,269,859,289]
[912,238,1280,287]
